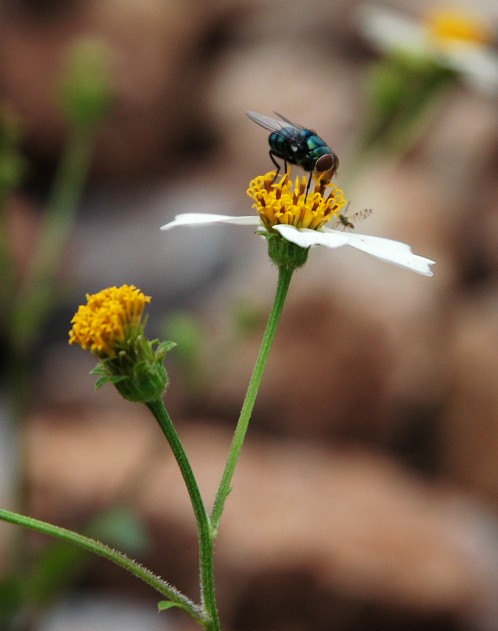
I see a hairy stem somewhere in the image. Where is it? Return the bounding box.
[146,401,221,631]
[0,508,203,623]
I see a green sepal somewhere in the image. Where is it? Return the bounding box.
[90,365,126,390]
[266,233,309,271]
[113,360,168,403]
[155,340,177,357]
[89,338,176,402]
[94,376,107,390]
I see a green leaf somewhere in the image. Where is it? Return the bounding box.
[88,507,149,554]
[0,577,23,623]
[157,600,190,613]
[23,540,88,606]
[231,300,266,336]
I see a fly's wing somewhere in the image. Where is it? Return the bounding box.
[247,111,302,142]
[346,208,373,225]
[273,112,307,130]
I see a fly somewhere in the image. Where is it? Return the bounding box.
[247,111,339,196]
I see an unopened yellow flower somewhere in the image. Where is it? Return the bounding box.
[69,285,173,402]
[247,171,347,232]
[69,285,151,357]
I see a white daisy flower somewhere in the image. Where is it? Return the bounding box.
[358,4,498,95]
[161,171,435,277]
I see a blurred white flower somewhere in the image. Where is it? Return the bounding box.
[358,4,498,95]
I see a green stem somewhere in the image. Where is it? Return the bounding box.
[10,122,95,356]
[146,400,221,631]
[0,189,15,314]
[4,122,98,580]
[210,266,294,533]
[0,508,203,624]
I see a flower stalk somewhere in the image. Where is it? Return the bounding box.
[67,285,221,629]
[146,400,221,631]
[9,40,112,357]
[210,265,294,533]
[64,257,298,627]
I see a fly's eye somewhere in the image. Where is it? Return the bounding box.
[314,153,336,173]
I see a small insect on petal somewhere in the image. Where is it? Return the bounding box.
[333,207,373,231]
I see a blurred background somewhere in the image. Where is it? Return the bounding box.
[0,0,497,630]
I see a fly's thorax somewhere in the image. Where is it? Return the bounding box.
[268,128,310,165]
[269,128,334,172]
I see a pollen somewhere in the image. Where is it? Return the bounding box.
[247,170,347,232]
[426,7,490,46]
[69,285,151,357]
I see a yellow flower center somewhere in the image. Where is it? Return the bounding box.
[247,170,347,232]
[69,285,151,357]
[426,7,490,46]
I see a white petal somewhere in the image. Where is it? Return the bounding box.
[161,213,260,230]
[442,45,498,95]
[357,4,425,53]
[273,224,350,248]
[342,232,436,276]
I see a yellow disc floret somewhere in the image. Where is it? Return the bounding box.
[426,7,490,46]
[247,171,347,233]
[69,285,151,357]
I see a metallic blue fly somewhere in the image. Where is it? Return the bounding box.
[247,111,339,195]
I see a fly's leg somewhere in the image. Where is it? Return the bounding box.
[268,151,282,183]
[304,172,313,199]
